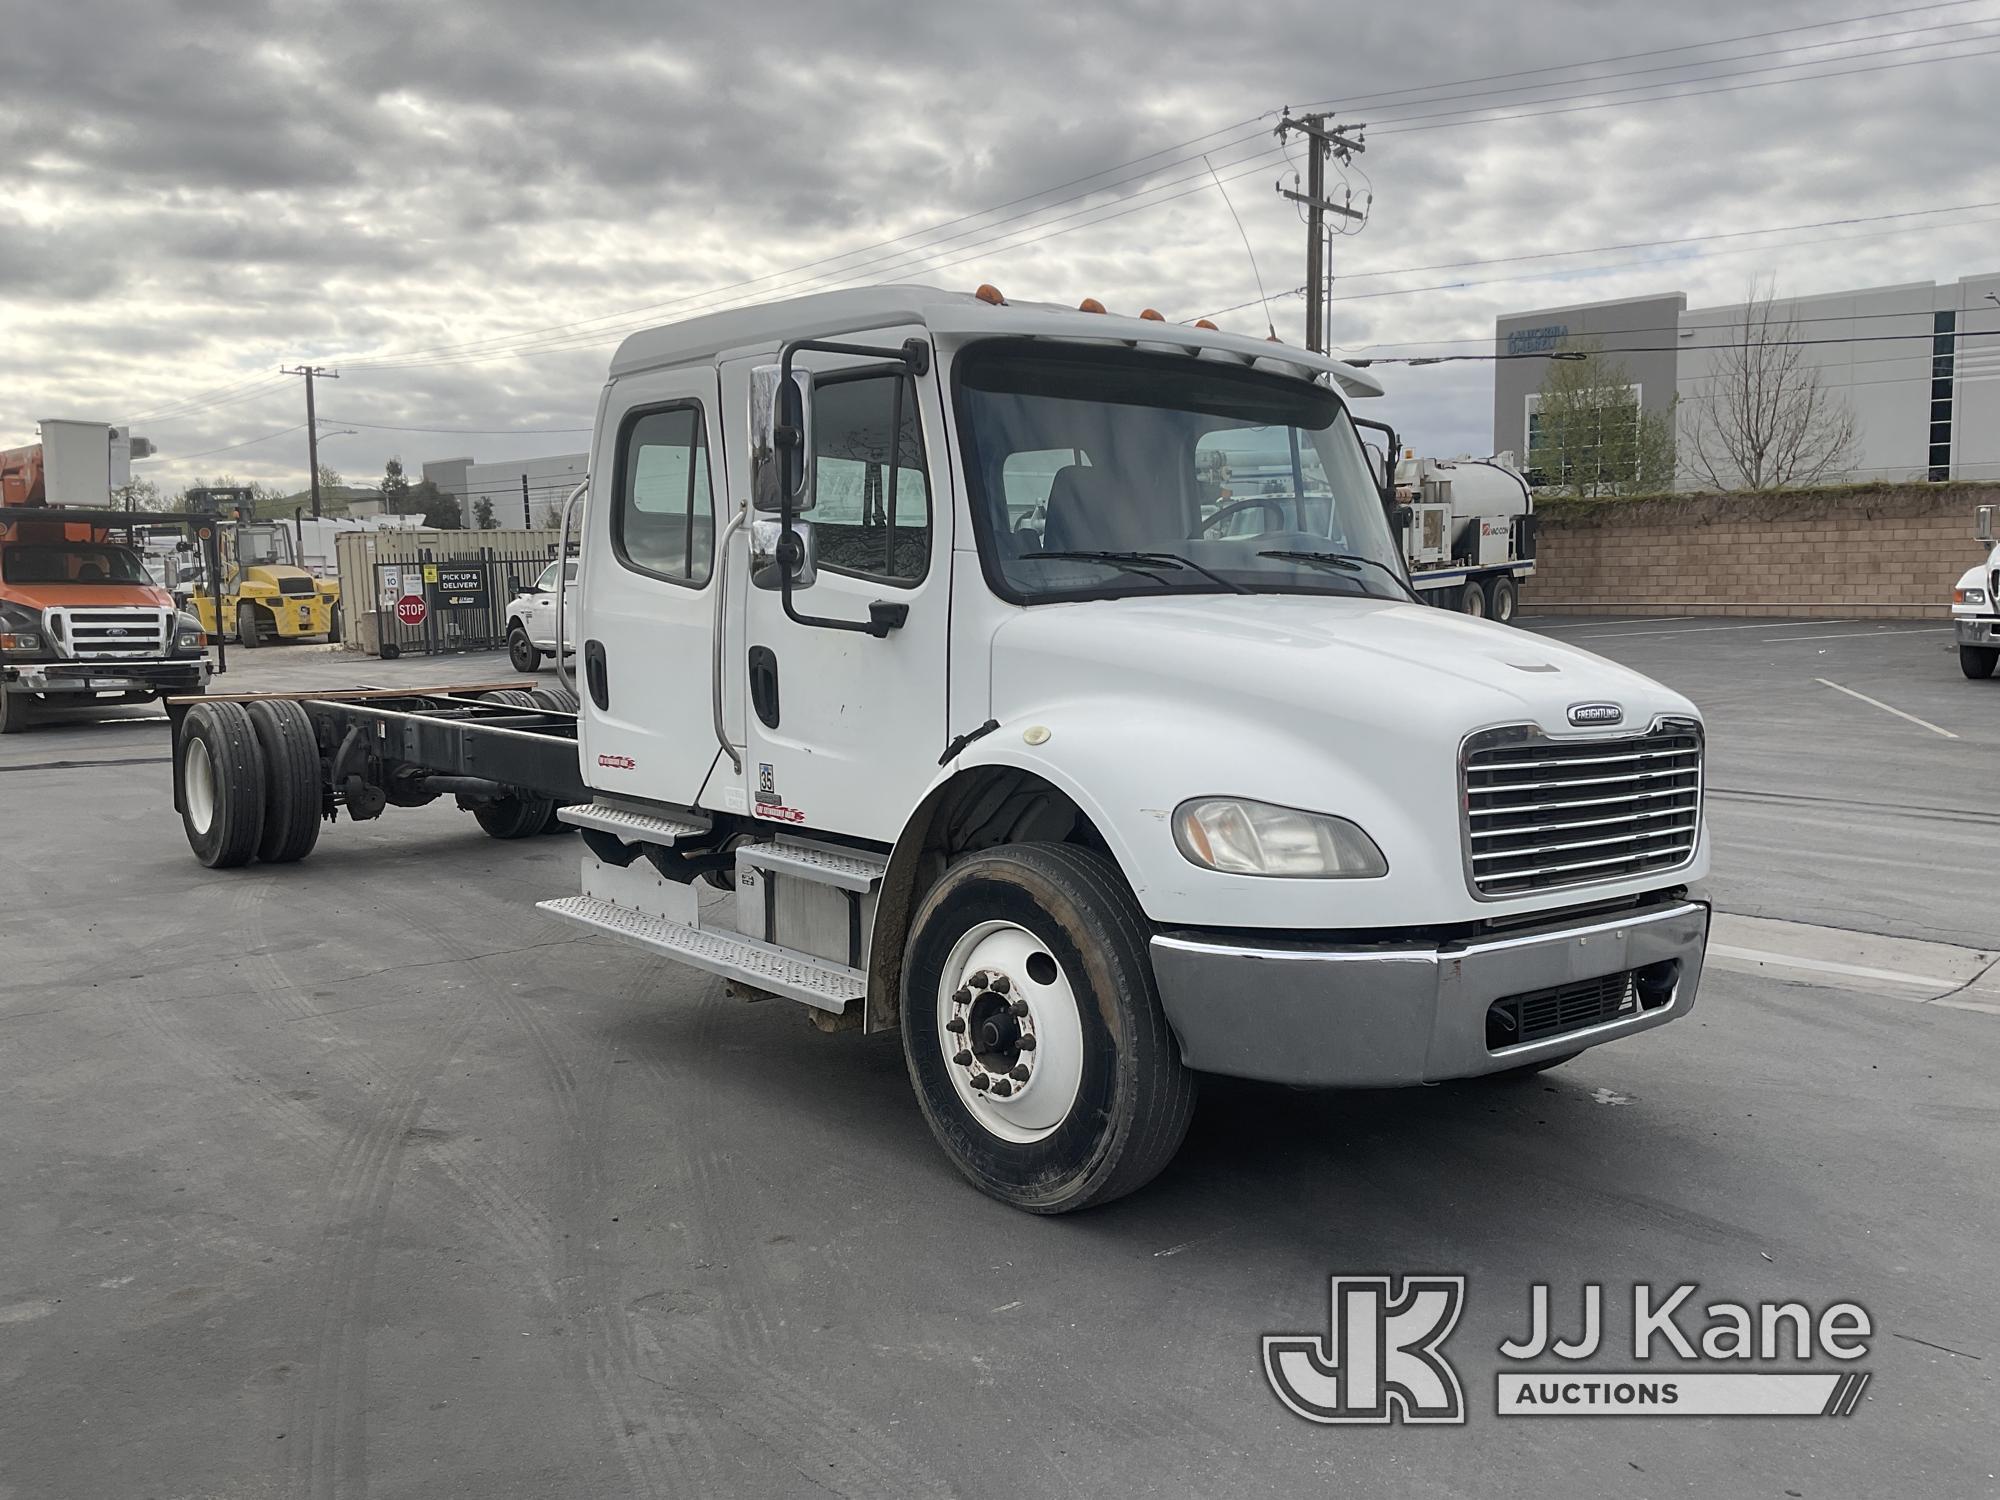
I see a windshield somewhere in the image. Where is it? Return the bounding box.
[238,525,296,568]
[533,560,578,592]
[956,343,1408,603]
[1,543,152,586]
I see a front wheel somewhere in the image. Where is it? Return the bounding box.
[1960,644,1998,680]
[0,686,35,735]
[900,842,1196,1214]
[237,603,265,648]
[507,623,543,674]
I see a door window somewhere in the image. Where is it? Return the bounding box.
[615,404,715,586]
[811,373,930,586]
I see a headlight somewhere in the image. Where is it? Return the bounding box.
[0,601,44,654]
[175,613,207,652]
[1173,797,1389,878]
[1954,586,1988,607]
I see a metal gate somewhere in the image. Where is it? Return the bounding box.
[349,538,561,658]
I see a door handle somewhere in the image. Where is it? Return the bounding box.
[584,640,609,710]
[748,645,780,729]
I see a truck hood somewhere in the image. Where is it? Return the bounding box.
[989,594,1695,742]
[3,582,174,611]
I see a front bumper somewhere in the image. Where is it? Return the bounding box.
[1953,616,1999,648]
[3,659,212,696]
[1149,898,1709,1086]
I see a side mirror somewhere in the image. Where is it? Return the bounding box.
[1978,504,1995,544]
[750,364,816,514]
[750,517,818,591]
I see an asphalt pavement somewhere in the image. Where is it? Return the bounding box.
[0,628,1994,1498]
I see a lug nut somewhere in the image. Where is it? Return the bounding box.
[991,1079,1013,1098]
[945,1016,965,1033]
[1008,998,1029,1018]
[953,987,971,1005]
[970,1072,990,1091]
[1010,1065,1030,1082]
[989,974,1011,994]
[953,1049,972,1066]
[971,970,991,988]
[1017,1034,1036,1051]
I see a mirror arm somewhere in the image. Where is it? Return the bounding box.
[773,335,930,637]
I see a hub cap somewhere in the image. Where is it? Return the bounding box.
[184,737,216,835]
[937,921,1084,1144]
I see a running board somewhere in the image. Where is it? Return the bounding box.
[537,895,865,1013]
[558,803,708,845]
[736,838,888,892]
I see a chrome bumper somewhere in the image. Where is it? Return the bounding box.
[1149,899,1708,1086]
[1953,617,1999,647]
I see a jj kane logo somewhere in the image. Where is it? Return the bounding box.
[1265,1278,1873,1424]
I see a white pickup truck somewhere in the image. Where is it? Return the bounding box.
[505,556,577,673]
[1951,503,1998,680]
[168,284,1711,1212]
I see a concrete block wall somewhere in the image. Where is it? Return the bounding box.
[1519,484,1995,618]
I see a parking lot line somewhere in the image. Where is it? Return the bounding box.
[1764,628,1948,643]
[1814,677,1959,739]
[1552,620,1861,641]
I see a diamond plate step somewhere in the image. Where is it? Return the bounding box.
[737,838,888,892]
[559,802,708,844]
[537,895,864,1013]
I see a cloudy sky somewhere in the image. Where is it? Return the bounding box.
[4,0,1997,500]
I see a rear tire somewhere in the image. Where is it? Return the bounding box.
[471,794,556,838]
[1459,580,1489,618]
[508,624,542,674]
[528,681,578,713]
[1485,575,1519,624]
[178,701,266,868]
[237,603,265,648]
[1960,644,1998,680]
[246,699,323,863]
[900,842,1196,1214]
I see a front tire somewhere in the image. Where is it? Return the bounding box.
[237,603,265,648]
[178,701,267,868]
[900,842,1195,1214]
[1960,644,1998,680]
[0,687,34,735]
[507,623,543,674]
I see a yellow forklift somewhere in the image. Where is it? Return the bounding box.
[174,488,341,647]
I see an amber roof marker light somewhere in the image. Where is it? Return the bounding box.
[974,283,1006,306]
[1078,297,1107,314]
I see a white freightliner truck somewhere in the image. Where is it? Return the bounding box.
[166,286,1711,1212]
[1950,504,1998,680]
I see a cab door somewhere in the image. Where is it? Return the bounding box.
[729,336,952,844]
[574,364,730,809]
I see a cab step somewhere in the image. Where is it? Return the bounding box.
[537,894,865,1013]
[736,838,888,892]
[558,802,708,845]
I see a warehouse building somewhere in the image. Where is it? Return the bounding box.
[1493,273,2000,487]
[422,451,587,528]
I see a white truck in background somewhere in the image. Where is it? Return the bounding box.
[1393,452,1536,622]
[166,285,1711,1212]
[1951,502,1998,680]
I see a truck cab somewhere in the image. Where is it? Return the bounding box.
[1951,503,1999,680]
[534,284,1711,1211]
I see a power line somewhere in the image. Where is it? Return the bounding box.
[325,417,593,435]
[137,422,307,462]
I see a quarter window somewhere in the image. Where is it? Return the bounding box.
[810,373,930,585]
[615,404,714,585]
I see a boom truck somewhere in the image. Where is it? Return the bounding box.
[166,285,1712,1212]
[2,431,211,733]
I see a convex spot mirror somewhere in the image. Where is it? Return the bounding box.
[750,517,818,592]
[750,365,817,514]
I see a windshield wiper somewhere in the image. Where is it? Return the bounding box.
[1257,549,1422,604]
[1025,550,1248,594]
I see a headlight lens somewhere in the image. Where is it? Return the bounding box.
[1954,586,1988,607]
[175,613,207,651]
[0,601,44,653]
[1174,798,1388,878]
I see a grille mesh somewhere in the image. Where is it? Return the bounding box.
[1462,721,1701,898]
[1487,970,1640,1050]
[47,606,171,659]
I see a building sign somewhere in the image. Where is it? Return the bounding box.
[432,566,488,609]
[1507,323,1570,357]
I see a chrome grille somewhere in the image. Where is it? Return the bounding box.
[1462,720,1702,898]
[46,606,172,660]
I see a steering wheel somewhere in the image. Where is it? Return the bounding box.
[1200,496,1290,536]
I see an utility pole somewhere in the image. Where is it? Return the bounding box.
[1274,113,1366,354]
[282,365,340,517]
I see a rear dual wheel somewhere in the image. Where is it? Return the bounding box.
[466,690,559,836]
[178,700,323,867]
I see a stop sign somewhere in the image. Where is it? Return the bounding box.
[395,594,429,626]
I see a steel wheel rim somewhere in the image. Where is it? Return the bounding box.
[184,737,216,835]
[936,920,1085,1145]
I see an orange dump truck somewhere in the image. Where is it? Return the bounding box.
[0,443,210,733]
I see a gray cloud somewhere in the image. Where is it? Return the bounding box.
[2,0,1995,485]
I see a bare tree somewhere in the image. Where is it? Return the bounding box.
[1679,278,1857,490]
